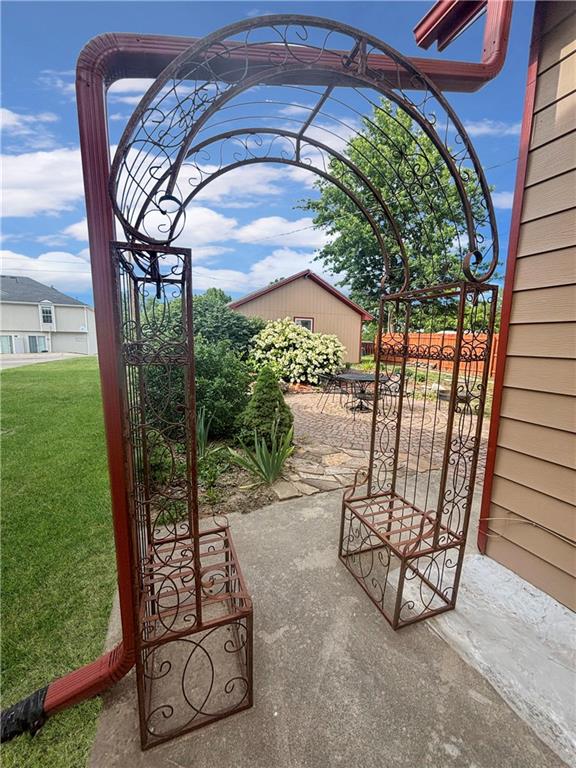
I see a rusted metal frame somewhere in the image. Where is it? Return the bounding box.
[140,620,253,750]
[343,499,456,560]
[390,299,411,497]
[433,282,468,547]
[295,84,334,160]
[126,16,459,190]
[339,556,398,630]
[180,126,406,272]
[139,607,253,660]
[396,601,454,629]
[184,153,393,281]
[118,66,484,284]
[132,115,406,275]
[449,284,498,600]
[37,10,505,728]
[141,593,250,634]
[130,276,156,617]
[366,290,386,495]
[110,20,497,281]
[392,560,408,626]
[182,250,203,630]
[401,560,451,604]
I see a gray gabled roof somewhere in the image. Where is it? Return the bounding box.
[0,275,86,306]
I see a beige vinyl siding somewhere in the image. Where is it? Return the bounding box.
[233,276,363,363]
[0,303,40,331]
[513,247,576,289]
[485,4,576,611]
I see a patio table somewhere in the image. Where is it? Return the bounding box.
[332,371,389,411]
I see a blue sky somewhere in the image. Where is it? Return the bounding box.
[1,1,534,306]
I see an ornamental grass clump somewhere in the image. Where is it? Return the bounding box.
[229,418,294,487]
[238,366,293,448]
[249,317,344,384]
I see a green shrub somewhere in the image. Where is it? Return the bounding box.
[145,337,250,440]
[229,419,294,486]
[249,317,344,384]
[144,289,264,357]
[238,366,293,447]
[194,337,251,437]
[193,288,265,357]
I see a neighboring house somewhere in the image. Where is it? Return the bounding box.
[0,275,97,355]
[479,2,576,611]
[229,270,374,363]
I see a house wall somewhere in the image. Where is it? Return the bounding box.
[233,276,363,363]
[1,303,40,331]
[0,303,97,355]
[481,2,576,610]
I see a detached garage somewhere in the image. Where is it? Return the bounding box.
[229,270,373,363]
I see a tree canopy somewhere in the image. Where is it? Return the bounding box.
[303,99,489,320]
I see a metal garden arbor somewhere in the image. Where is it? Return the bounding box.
[102,15,497,748]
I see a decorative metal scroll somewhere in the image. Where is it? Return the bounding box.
[340,282,497,628]
[105,13,500,744]
[112,242,252,749]
[109,14,498,293]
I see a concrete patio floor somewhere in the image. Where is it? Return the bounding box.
[90,491,565,768]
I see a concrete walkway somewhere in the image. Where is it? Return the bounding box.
[0,352,86,369]
[90,492,564,768]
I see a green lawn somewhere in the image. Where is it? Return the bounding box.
[1,358,116,768]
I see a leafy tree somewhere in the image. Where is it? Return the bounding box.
[144,288,264,357]
[303,99,489,325]
[193,288,265,357]
[238,366,293,447]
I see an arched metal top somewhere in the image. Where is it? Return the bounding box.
[110,14,499,288]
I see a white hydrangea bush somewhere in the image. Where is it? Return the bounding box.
[249,317,344,384]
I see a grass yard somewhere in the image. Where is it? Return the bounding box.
[1,357,116,768]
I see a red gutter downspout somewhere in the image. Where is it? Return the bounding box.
[43,35,142,715]
[477,1,544,553]
[413,0,512,84]
[1,3,514,739]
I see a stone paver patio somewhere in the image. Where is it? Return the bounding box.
[273,392,489,502]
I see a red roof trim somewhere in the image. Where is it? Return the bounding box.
[228,270,374,321]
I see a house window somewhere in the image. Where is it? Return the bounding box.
[0,335,13,354]
[28,336,48,353]
[294,317,314,331]
[41,306,53,324]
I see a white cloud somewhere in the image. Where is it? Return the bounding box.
[1,147,83,217]
[0,249,92,292]
[1,108,58,131]
[278,103,314,117]
[1,108,60,150]
[492,191,514,209]
[191,247,337,293]
[62,218,88,240]
[38,70,75,98]
[108,79,155,95]
[234,215,327,248]
[183,163,289,204]
[174,205,238,249]
[109,113,130,122]
[463,119,521,138]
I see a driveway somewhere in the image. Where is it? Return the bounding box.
[0,353,88,370]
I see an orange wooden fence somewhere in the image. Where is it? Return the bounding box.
[374,332,499,377]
